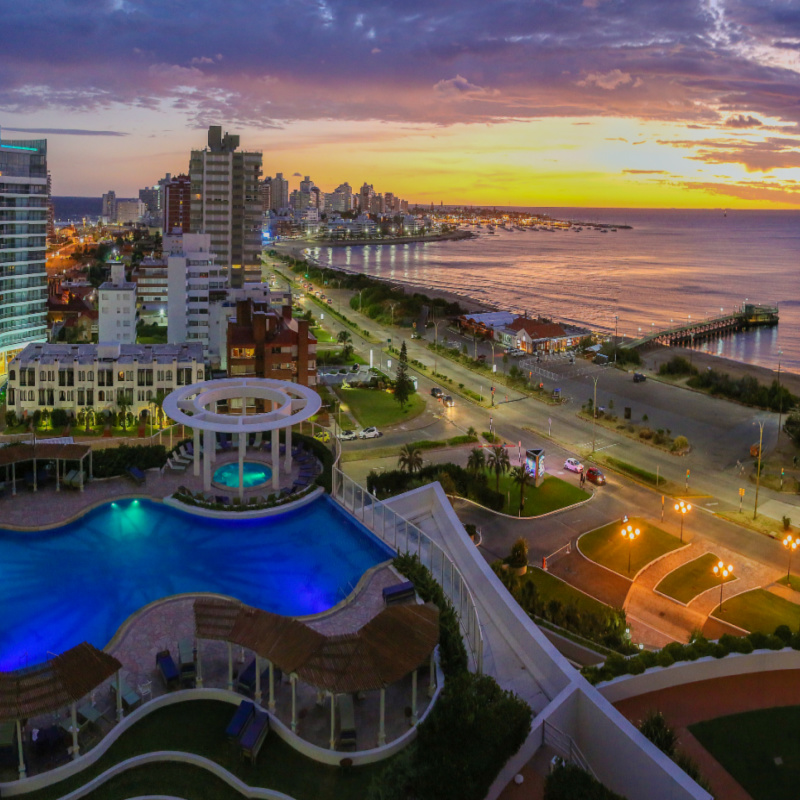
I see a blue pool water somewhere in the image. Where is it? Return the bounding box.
[213,461,273,488]
[0,497,393,670]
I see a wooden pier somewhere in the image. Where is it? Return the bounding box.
[621,303,779,350]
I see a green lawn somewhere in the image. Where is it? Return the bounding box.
[579,518,684,577]
[524,567,613,618]
[337,387,426,428]
[711,588,800,633]
[487,470,589,517]
[690,706,800,800]
[311,325,338,343]
[24,700,385,800]
[655,553,736,605]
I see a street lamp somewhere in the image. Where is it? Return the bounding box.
[777,350,784,440]
[588,375,599,453]
[753,419,765,520]
[713,561,733,612]
[784,534,798,580]
[674,499,691,542]
[614,315,618,365]
[389,301,398,327]
[621,523,641,575]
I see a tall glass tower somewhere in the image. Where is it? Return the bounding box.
[0,131,48,383]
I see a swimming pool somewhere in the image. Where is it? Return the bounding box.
[0,497,394,671]
[213,461,273,489]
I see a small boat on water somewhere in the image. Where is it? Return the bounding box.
[487,225,496,234]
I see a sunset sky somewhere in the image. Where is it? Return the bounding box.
[3,0,800,207]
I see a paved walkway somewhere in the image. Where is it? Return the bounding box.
[613,670,800,800]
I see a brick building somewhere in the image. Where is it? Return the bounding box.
[227,298,316,386]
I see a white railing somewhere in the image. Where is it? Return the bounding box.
[542,719,595,777]
[332,466,484,673]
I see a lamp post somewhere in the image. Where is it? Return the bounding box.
[433,319,446,374]
[621,523,641,575]
[614,315,618,365]
[674,499,691,542]
[713,561,733,612]
[589,375,599,453]
[777,350,783,440]
[753,419,765,520]
[784,534,798,580]
[389,302,398,327]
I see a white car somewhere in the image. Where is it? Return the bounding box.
[359,427,382,439]
[564,458,584,473]
[338,430,357,441]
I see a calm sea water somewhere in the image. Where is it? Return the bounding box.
[309,208,800,374]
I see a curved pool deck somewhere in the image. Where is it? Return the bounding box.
[0,496,394,671]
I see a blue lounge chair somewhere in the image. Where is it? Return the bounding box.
[127,466,146,485]
[239,709,270,764]
[236,659,271,697]
[383,581,416,605]
[156,649,180,690]
[226,700,255,741]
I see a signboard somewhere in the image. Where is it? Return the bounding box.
[525,448,546,480]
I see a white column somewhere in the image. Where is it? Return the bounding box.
[428,652,436,698]
[378,688,386,746]
[411,670,418,725]
[16,719,25,778]
[227,643,234,691]
[268,661,275,711]
[116,669,123,722]
[193,427,200,476]
[196,640,203,688]
[203,429,212,492]
[330,693,336,749]
[285,423,292,471]
[272,427,280,490]
[70,703,79,758]
[56,459,60,492]
[238,432,246,502]
[291,674,297,732]
[254,656,262,705]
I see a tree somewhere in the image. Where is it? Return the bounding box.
[117,395,131,430]
[4,410,16,429]
[487,445,510,492]
[394,340,414,410]
[785,411,800,445]
[84,409,95,433]
[336,329,353,360]
[151,388,168,430]
[511,465,531,512]
[466,447,485,476]
[398,444,423,475]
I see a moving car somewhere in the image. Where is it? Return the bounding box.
[313,430,331,443]
[585,467,606,485]
[430,387,443,398]
[338,430,357,441]
[442,395,455,408]
[633,372,646,383]
[564,457,584,473]
[359,427,382,439]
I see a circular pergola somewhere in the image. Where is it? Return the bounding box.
[163,378,322,499]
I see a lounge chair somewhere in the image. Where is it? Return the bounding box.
[226,700,255,742]
[62,469,79,489]
[236,659,271,697]
[156,649,180,690]
[215,495,231,504]
[382,581,416,606]
[337,694,357,751]
[238,709,270,764]
[127,466,146,485]
[178,638,196,687]
[168,458,187,472]
[110,676,141,710]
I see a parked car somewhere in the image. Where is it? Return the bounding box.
[442,395,455,408]
[477,354,487,361]
[633,372,646,383]
[564,457,584,473]
[585,467,606,485]
[338,430,357,441]
[313,430,331,443]
[359,427,382,439]
[430,387,443,398]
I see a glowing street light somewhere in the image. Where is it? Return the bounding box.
[621,523,641,575]
[674,500,691,542]
[784,534,798,580]
[713,561,734,611]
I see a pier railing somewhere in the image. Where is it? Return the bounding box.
[332,466,484,673]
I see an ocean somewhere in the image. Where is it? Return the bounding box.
[307,208,800,375]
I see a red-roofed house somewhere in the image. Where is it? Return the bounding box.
[507,318,574,353]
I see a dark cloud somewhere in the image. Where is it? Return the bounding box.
[724,115,763,128]
[1,0,800,130]
[658,136,800,171]
[0,127,128,136]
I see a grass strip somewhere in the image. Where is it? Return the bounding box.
[711,588,800,633]
[655,553,735,605]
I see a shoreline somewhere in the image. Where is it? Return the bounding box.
[277,229,474,249]
[269,240,796,383]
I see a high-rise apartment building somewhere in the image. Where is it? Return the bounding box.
[101,190,116,223]
[259,177,271,213]
[0,133,49,382]
[270,173,289,211]
[138,186,161,223]
[98,258,137,343]
[162,173,191,234]
[114,199,145,225]
[189,126,262,288]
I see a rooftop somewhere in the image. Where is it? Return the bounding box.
[12,342,203,367]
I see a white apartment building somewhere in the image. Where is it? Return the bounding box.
[133,256,168,323]
[7,342,204,420]
[166,233,226,356]
[98,259,137,344]
[114,199,145,224]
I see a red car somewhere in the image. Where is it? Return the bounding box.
[585,467,606,485]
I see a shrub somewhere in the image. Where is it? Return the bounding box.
[656,649,675,668]
[91,444,167,478]
[775,624,792,643]
[638,428,654,440]
[671,435,689,452]
[659,356,696,377]
[639,711,677,757]
[507,537,529,569]
[783,515,792,531]
[544,763,627,800]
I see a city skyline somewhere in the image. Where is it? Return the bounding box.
[3,0,800,207]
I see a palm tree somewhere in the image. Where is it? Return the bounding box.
[487,445,510,492]
[466,447,485,476]
[398,444,423,475]
[337,329,353,360]
[117,395,131,430]
[511,465,531,513]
